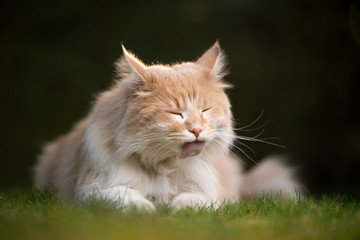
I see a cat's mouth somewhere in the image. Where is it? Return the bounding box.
[180,141,205,158]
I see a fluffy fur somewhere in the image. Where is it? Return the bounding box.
[34,42,301,211]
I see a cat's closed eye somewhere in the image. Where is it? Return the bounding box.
[202,107,212,113]
[167,111,184,119]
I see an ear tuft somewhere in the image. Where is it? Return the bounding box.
[115,45,147,79]
[196,41,227,78]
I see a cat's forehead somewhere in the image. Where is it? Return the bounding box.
[148,63,202,78]
[145,63,211,87]
[140,64,224,109]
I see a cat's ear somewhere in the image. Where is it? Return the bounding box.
[196,41,227,77]
[116,45,147,80]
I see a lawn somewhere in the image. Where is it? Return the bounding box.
[0,189,359,240]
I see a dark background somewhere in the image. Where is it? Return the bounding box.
[1,0,359,197]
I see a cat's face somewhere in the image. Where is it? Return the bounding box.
[118,43,234,162]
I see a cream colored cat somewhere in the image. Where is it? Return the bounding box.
[34,42,300,211]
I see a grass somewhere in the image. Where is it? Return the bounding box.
[0,189,359,240]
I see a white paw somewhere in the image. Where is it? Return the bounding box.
[125,192,156,212]
[76,186,156,212]
[171,193,211,211]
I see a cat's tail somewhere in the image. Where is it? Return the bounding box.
[239,156,303,199]
[33,137,64,191]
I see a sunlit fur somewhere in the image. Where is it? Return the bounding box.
[34,42,301,211]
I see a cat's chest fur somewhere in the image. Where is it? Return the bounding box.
[102,153,218,203]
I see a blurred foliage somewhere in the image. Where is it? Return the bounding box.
[0,0,359,196]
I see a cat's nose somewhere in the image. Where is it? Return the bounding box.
[189,128,203,139]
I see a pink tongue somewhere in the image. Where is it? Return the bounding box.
[181,141,205,158]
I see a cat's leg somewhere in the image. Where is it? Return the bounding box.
[77,185,155,211]
[171,192,219,211]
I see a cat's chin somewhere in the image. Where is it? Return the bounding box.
[180,141,205,159]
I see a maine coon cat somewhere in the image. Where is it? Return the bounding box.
[34,42,300,211]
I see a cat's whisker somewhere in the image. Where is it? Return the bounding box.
[230,143,258,165]
[228,149,247,165]
[233,109,265,131]
[148,139,173,159]
[212,127,286,149]
[234,119,273,132]
[248,129,266,139]
[213,131,259,162]
[232,139,256,157]
[211,137,233,152]
[235,136,286,148]
[209,136,256,164]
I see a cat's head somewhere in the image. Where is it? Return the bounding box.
[112,42,235,165]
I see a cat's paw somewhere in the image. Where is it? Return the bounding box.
[126,192,156,212]
[171,193,211,211]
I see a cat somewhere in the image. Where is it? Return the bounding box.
[33,42,301,211]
